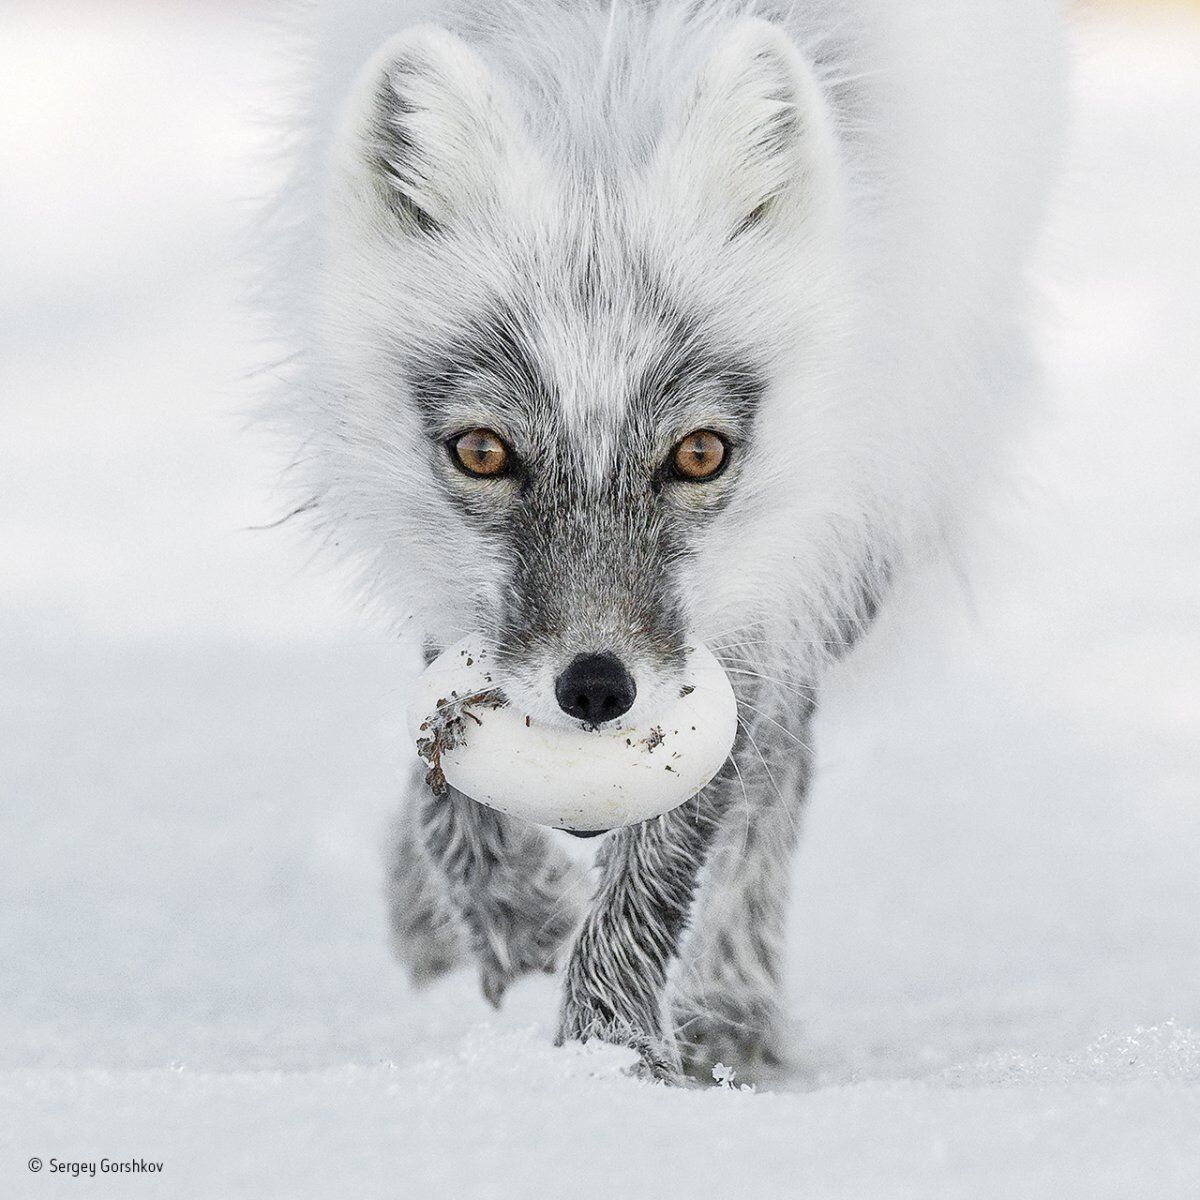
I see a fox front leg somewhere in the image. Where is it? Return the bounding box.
[417,785,588,1006]
[674,710,814,1084]
[386,776,467,986]
[555,783,725,1083]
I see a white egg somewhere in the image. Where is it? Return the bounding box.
[407,638,738,831]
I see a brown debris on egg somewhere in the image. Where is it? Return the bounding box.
[415,688,506,796]
[640,726,665,753]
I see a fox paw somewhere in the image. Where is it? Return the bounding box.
[556,974,684,1085]
[557,1013,684,1085]
[674,996,794,1086]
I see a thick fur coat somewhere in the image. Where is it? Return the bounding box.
[263,0,1066,1082]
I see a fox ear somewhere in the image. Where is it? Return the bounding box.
[337,26,536,234]
[660,20,840,238]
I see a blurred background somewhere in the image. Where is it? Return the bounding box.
[2,2,1198,1196]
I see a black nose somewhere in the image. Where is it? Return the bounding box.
[554,653,637,724]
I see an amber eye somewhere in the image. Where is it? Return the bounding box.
[451,428,511,478]
[670,430,728,481]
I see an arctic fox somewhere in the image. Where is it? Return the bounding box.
[265,0,1065,1082]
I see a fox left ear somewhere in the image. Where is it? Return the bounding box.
[658,19,840,239]
[332,25,542,236]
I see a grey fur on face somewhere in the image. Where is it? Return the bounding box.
[406,262,766,723]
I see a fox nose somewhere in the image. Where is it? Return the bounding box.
[555,653,637,724]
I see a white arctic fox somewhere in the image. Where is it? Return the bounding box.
[265,0,1065,1082]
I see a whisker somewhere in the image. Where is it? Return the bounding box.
[713,634,852,651]
[738,718,800,844]
[726,735,754,863]
[719,662,819,700]
[736,698,815,756]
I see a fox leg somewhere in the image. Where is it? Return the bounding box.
[395,771,589,1006]
[672,712,813,1083]
[385,775,466,985]
[555,776,728,1082]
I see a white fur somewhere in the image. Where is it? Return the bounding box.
[261,0,1066,688]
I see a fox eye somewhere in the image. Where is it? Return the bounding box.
[670,430,728,481]
[450,428,511,477]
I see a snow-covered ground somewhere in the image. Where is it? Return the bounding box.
[2,3,1198,1196]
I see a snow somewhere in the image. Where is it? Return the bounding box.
[2,3,1198,1196]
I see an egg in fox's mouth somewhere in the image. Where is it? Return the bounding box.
[408,637,738,832]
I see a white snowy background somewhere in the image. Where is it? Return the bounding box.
[2,2,1198,1196]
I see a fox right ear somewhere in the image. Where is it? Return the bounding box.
[657,19,841,240]
[333,26,538,235]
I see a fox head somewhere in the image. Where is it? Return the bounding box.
[313,13,851,729]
